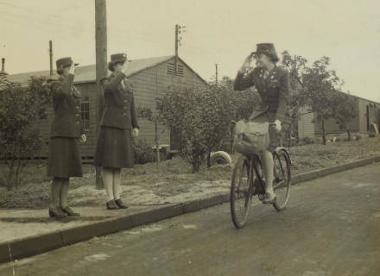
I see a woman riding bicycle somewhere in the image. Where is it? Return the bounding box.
[233,43,289,204]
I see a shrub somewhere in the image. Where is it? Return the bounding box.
[134,139,155,164]
[301,137,315,145]
[157,85,235,172]
[0,77,50,189]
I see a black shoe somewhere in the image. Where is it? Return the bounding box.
[48,207,67,219]
[106,200,119,210]
[61,206,80,217]
[115,199,128,209]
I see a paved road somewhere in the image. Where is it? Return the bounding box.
[0,163,379,276]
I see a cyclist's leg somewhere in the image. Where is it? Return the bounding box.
[261,149,275,201]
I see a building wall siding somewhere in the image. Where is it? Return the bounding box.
[127,58,207,147]
[297,106,315,139]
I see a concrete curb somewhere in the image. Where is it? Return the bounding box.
[0,155,379,264]
[291,155,380,184]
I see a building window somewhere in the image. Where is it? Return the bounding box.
[81,97,90,131]
[167,63,184,77]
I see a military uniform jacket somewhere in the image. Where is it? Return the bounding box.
[50,74,82,138]
[100,72,139,130]
[234,66,290,122]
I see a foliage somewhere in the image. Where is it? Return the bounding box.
[157,84,236,172]
[302,56,344,145]
[282,52,348,145]
[137,106,154,121]
[300,137,315,145]
[136,105,166,164]
[0,77,50,189]
[134,139,155,164]
[281,51,309,142]
[332,92,357,141]
[218,76,261,121]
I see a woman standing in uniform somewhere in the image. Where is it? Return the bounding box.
[234,43,289,204]
[94,53,139,209]
[47,57,86,219]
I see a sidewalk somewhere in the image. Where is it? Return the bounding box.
[0,155,379,264]
[0,206,152,244]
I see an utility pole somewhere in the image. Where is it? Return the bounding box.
[0,58,8,78]
[174,24,186,75]
[215,64,218,85]
[1,58,5,74]
[49,40,53,76]
[95,0,107,189]
[174,24,179,75]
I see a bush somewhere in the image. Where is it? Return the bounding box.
[156,79,269,172]
[0,77,50,189]
[134,139,155,164]
[157,85,235,172]
[301,137,315,145]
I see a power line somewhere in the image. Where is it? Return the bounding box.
[0,1,60,21]
[0,2,92,33]
[0,0,89,14]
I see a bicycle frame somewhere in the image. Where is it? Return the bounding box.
[247,154,266,196]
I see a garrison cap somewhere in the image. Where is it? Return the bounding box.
[252,43,279,62]
[108,53,127,71]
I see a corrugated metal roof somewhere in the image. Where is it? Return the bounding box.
[5,55,174,85]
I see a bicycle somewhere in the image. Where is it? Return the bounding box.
[230,146,292,229]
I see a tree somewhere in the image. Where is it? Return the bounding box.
[218,76,262,152]
[157,84,235,172]
[281,52,349,145]
[136,106,166,167]
[332,92,357,141]
[0,77,50,189]
[302,57,344,145]
[281,51,309,144]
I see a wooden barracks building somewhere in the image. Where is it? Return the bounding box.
[298,93,380,140]
[5,56,208,159]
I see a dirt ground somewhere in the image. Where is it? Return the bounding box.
[1,136,380,209]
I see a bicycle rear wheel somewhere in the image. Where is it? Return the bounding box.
[272,150,291,211]
[230,155,253,229]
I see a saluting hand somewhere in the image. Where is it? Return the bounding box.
[80,134,87,143]
[69,63,76,75]
[132,128,139,138]
[121,62,129,75]
[239,54,254,74]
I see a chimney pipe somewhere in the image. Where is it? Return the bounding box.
[1,58,4,72]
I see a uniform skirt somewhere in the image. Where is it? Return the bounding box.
[94,126,135,169]
[47,137,83,178]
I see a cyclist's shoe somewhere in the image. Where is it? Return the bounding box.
[262,192,276,204]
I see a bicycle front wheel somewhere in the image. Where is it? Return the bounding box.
[272,150,291,211]
[230,155,253,229]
